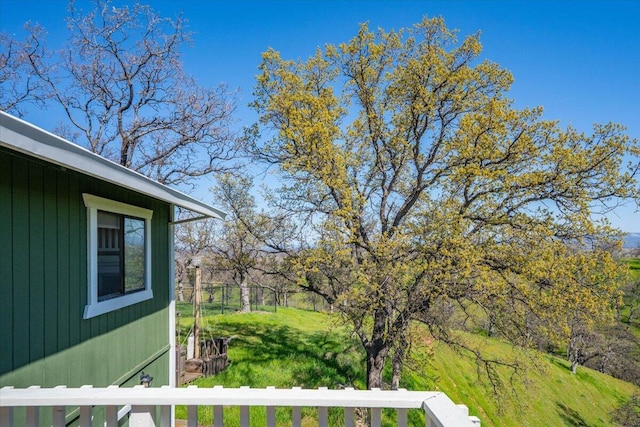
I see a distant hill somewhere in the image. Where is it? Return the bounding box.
[624,232,640,249]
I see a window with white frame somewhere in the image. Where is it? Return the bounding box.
[83,194,153,319]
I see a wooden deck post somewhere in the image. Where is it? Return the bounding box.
[193,263,202,360]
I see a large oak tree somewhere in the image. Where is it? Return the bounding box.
[250,17,640,389]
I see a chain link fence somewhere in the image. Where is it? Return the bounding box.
[175,282,332,314]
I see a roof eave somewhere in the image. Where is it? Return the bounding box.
[0,111,226,220]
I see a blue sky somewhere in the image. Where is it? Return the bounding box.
[1,1,639,231]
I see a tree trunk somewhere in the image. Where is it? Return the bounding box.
[391,356,401,390]
[193,266,202,359]
[365,309,390,389]
[239,274,251,313]
[367,350,386,389]
[567,342,580,374]
[571,359,578,374]
[178,282,184,302]
[391,340,406,390]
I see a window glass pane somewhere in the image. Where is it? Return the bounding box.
[124,217,145,293]
[83,195,153,318]
[97,211,122,300]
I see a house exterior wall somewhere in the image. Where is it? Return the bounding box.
[0,147,171,394]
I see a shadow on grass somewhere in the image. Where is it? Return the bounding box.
[548,355,573,373]
[195,319,365,389]
[557,402,592,427]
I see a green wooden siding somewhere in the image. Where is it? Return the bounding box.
[0,150,14,377]
[0,147,171,390]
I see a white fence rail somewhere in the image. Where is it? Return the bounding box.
[0,385,481,427]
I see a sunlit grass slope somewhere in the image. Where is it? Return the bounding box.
[176,304,637,426]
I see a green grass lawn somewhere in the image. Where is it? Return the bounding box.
[623,258,640,273]
[176,304,638,426]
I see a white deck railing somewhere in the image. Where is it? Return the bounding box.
[0,385,481,427]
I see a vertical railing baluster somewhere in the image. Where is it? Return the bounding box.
[344,407,355,427]
[105,405,117,427]
[266,386,276,427]
[240,386,250,427]
[25,386,40,427]
[104,385,119,427]
[318,406,328,427]
[26,406,39,427]
[397,408,408,427]
[159,405,171,427]
[395,388,408,427]
[79,406,92,427]
[240,405,250,427]
[292,406,301,426]
[213,405,223,427]
[52,386,68,427]
[79,385,93,427]
[160,385,173,427]
[344,387,355,427]
[0,407,13,427]
[266,405,276,427]
[371,407,382,427]
[187,404,198,427]
[186,385,198,427]
[212,385,224,427]
[369,388,381,427]
[0,384,479,427]
[0,387,14,427]
[52,406,66,427]
[318,386,328,427]
[292,387,302,426]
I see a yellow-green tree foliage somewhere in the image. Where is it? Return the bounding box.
[251,17,640,389]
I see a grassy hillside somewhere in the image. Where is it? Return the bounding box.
[176,304,638,426]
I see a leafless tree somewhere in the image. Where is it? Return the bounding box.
[6,0,239,188]
[209,173,265,312]
[0,25,50,116]
[174,218,218,294]
[611,394,640,427]
[208,172,304,312]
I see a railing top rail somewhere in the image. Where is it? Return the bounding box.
[0,386,441,409]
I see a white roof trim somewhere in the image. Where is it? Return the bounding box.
[0,111,226,220]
